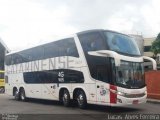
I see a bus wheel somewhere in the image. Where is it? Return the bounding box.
[62,89,70,107]
[20,88,27,102]
[14,89,20,101]
[2,87,5,93]
[0,87,5,93]
[77,90,87,109]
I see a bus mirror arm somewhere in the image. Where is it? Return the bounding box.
[143,56,157,70]
[88,50,121,66]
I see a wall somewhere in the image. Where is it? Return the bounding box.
[145,71,160,99]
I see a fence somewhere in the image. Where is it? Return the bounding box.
[145,71,160,99]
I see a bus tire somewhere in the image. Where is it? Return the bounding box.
[1,87,5,93]
[0,87,5,93]
[62,89,70,107]
[77,90,87,109]
[20,88,27,102]
[14,89,20,101]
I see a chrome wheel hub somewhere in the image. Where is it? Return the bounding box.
[78,94,83,105]
[63,93,68,102]
[21,93,25,100]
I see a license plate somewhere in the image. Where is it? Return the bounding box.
[133,100,139,104]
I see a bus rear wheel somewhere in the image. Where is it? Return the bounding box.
[20,88,27,101]
[62,89,70,107]
[14,89,20,101]
[76,90,87,109]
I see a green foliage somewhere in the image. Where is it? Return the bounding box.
[151,33,160,56]
[156,33,160,40]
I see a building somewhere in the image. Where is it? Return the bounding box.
[0,38,9,70]
[143,37,157,70]
[144,37,156,58]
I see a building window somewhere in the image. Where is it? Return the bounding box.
[144,46,151,52]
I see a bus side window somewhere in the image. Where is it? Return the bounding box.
[64,72,84,83]
[44,41,59,58]
[97,66,109,83]
[58,38,79,58]
[44,38,79,59]
[79,32,106,52]
[31,46,44,61]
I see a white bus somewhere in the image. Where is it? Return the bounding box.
[5,30,156,108]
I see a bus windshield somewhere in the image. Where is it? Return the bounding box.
[115,61,145,89]
[104,31,140,56]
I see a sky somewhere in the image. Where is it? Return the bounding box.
[0,0,160,51]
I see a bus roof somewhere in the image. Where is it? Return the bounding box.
[6,34,74,56]
[6,29,131,56]
[77,29,131,37]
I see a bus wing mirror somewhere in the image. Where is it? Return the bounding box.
[88,50,121,66]
[143,56,157,70]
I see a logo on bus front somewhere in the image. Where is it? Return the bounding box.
[100,86,107,96]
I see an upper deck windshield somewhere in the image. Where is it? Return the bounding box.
[104,31,141,56]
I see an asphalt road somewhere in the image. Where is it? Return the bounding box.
[0,94,160,120]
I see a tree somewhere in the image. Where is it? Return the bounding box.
[151,33,160,56]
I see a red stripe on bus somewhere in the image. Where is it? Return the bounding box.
[110,85,117,104]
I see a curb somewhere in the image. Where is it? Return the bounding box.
[147,99,160,104]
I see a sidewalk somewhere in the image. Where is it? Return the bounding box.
[147,98,160,104]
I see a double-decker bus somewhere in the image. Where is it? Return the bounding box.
[0,70,5,93]
[5,30,156,108]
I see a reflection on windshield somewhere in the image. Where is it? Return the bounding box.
[116,61,145,89]
[104,32,140,56]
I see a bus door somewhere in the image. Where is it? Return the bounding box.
[96,65,110,104]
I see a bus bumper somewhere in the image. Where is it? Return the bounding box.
[110,94,147,106]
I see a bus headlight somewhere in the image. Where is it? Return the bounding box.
[110,89,126,96]
[117,91,126,96]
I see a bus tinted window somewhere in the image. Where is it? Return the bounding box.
[78,32,111,83]
[31,46,44,61]
[19,51,31,63]
[44,41,59,58]
[44,38,79,58]
[58,38,79,57]
[104,32,140,56]
[24,69,84,83]
[5,38,79,65]
[78,32,106,52]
